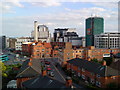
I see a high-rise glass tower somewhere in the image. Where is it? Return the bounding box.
[85,17,104,47]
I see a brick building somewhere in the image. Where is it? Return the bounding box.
[16,58,41,88]
[31,42,52,58]
[50,42,65,58]
[72,46,120,61]
[22,42,33,57]
[58,42,73,66]
[22,41,52,58]
[85,46,120,60]
[67,58,120,88]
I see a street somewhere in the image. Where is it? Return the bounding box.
[44,58,86,89]
[2,50,29,65]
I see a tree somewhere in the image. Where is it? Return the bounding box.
[0,61,7,77]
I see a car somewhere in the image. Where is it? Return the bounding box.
[8,53,11,55]
[47,68,51,71]
[45,61,50,65]
[46,65,50,68]
[49,72,54,77]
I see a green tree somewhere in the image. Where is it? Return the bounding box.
[0,61,7,77]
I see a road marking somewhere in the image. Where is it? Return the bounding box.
[52,63,66,81]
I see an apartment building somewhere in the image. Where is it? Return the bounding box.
[72,46,120,61]
[15,37,33,51]
[67,58,120,88]
[22,41,52,58]
[31,22,51,42]
[86,46,120,61]
[58,42,73,66]
[94,32,120,49]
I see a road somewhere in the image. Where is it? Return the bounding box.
[2,50,29,65]
[44,58,86,89]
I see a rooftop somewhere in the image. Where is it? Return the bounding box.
[67,58,120,77]
[22,74,67,88]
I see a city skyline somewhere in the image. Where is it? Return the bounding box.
[1,1,118,37]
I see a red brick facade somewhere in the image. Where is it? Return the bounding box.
[67,62,120,88]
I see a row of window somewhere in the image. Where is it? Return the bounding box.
[74,50,84,53]
[77,73,101,87]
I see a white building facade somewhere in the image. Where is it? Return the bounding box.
[31,24,51,42]
[15,37,34,50]
[94,32,120,49]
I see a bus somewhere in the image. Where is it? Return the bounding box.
[0,54,9,62]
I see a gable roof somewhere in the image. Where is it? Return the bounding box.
[110,60,120,72]
[22,75,66,88]
[16,59,41,78]
[67,58,119,77]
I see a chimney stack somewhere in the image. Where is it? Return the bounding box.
[88,57,91,61]
[42,69,47,76]
[34,21,38,42]
[66,76,72,88]
[28,62,32,66]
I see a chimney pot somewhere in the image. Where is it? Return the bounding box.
[28,62,32,66]
[88,58,91,61]
[42,69,47,76]
[66,76,72,87]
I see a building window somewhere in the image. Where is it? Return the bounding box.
[67,53,70,55]
[42,49,44,52]
[37,46,41,47]
[67,57,70,60]
[37,54,39,56]
[36,50,39,52]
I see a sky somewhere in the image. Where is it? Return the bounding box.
[1,0,119,37]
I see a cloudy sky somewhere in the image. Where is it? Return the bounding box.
[1,0,119,37]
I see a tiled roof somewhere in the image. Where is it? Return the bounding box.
[43,43,52,48]
[16,59,41,78]
[67,58,119,77]
[110,60,120,72]
[22,75,66,88]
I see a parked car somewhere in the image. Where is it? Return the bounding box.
[46,65,50,68]
[45,61,50,65]
[47,68,51,71]
[49,72,54,77]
